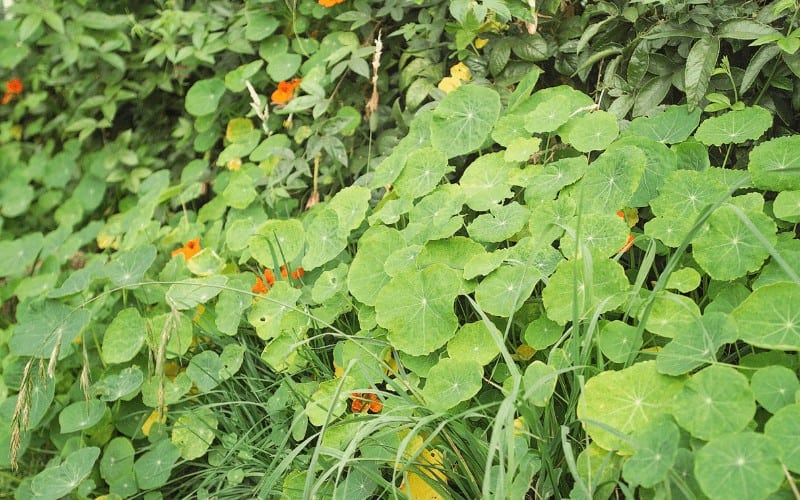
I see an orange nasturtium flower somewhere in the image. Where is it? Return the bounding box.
[171,238,201,259]
[270,78,302,104]
[252,276,270,294]
[2,78,23,104]
[350,392,382,413]
[319,0,345,7]
[616,211,635,252]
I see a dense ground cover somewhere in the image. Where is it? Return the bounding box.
[2,0,800,498]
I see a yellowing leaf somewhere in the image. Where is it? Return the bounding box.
[475,38,488,49]
[450,62,471,81]
[399,472,445,500]
[438,76,462,94]
[141,408,167,437]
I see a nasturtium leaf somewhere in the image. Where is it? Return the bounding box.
[524,316,563,350]
[172,408,218,460]
[672,365,755,440]
[248,282,302,340]
[522,361,557,407]
[267,52,301,82]
[529,195,575,244]
[384,245,422,277]
[504,137,541,162]
[692,204,776,281]
[225,118,255,143]
[732,282,800,350]
[459,152,515,211]
[307,377,355,427]
[251,218,305,266]
[59,400,107,433]
[416,237,484,274]
[764,403,800,472]
[464,248,508,280]
[312,263,348,304]
[492,113,532,146]
[224,60,264,92]
[748,135,800,191]
[650,169,728,218]
[751,365,799,414]
[261,331,307,374]
[215,276,251,336]
[610,136,677,207]
[348,226,406,306]
[430,85,501,158]
[421,358,483,412]
[475,245,561,318]
[523,156,587,204]
[524,94,573,133]
[543,257,629,326]
[466,202,530,243]
[166,275,227,310]
[622,414,679,488]
[641,291,702,339]
[394,147,449,200]
[694,106,772,146]
[665,267,701,293]
[694,433,783,500]
[375,264,461,356]
[575,146,646,214]
[245,10,279,41]
[338,334,388,387]
[302,209,348,270]
[185,78,226,117]
[0,232,43,278]
[598,320,642,363]
[104,245,157,287]
[250,133,291,162]
[222,170,257,209]
[49,256,106,298]
[327,186,370,233]
[622,104,702,144]
[141,373,192,407]
[656,312,737,376]
[403,186,465,244]
[186,350,224,393]
[560,212,630,259]
[773,190,800,222]
[100,437,135,490]
[134,439,181,490]
[10,301,90,358]
[562,110,619,152]
[92,367,144,402]
[573,442,622,500]
[146,312,194,359]
[447,321,501,365]
[577,361,683,454]
[753,237,800,289]
[30,447,100,499]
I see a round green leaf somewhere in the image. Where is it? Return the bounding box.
[622,414,679,488]
[764,403,800,473]
[141,373,192,407]
[306,377,354,427]
[641,291,702,339]
[267,52,301,82]
[102,308,146,364]
[172,408,218,460]
[751,365,799,414]
[523,156,587,205]
[394,147,449,200]
[251,218,306,267]
[166,275,227,311]
[543,257,629,326]
[692,205,776,281]
[523,94,572,133]
[447,321,502,365]
[327,186,371,233]
[611,136,678,207]
[656,312,737,376]
[694,433,783,500]
[31,447,100,499]
[562,110,619,152]
[694,106,772,146]
[302,209,348,270]
[524,316,563,350]
[100,437,135,489]
[92,366,144,402]
[185,78,226,117]
[134,439,181,490]
[59,400,107,433]
[733,282,800,350]
[577,361,683,454]
[247,282,302,340]
[672,365,755,441]
[576,146,646,214]
[466,202,530,243]
[598,320,642,364]
[10,301,91,359]
[560,212,630,258]
[245,10,279,41]
[459,152,515,211]
[348,226,406,306]
[186,351,224,393]
[665,267,701,293]
[522,361,557,407]
[622,104,702,144]
[421,358,483,412]
[773,189,800,222]
[430,85,501,158]
[375,263,461,356]
[748,135,800,191]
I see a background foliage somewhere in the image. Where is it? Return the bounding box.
[2,0,800,498]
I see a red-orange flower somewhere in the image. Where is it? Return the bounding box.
[270,78,302,104]
[263,268,276,286]
[280,264,289,278]
[616,211,634,252]
[350,392,382,413]
[171,238,201,259]
[6,79,22,94]
[319,0,345,6]
[252,276,270,294]
[291,267,305,279]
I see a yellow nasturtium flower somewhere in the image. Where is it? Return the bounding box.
[438,62,472,94]
[475,37,488,49]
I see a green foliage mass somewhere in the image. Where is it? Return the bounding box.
[3,0,800,498]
